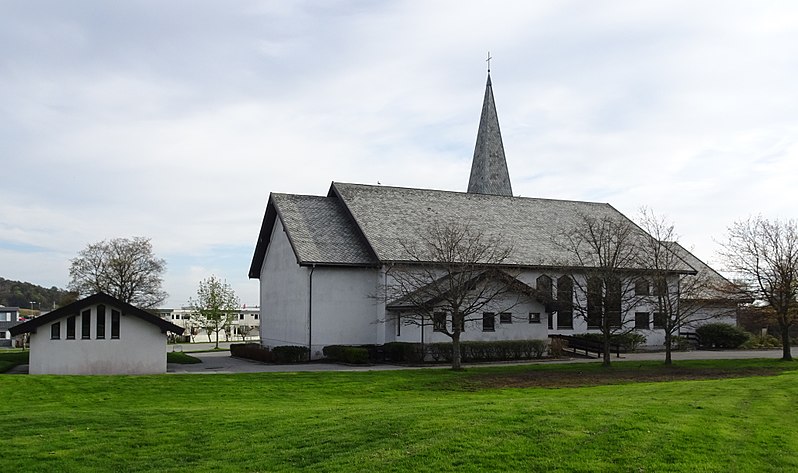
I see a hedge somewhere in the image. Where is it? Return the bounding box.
[322,345,370,364]
[571,333,647,352]
[271,345,310,363]
[427,340,548,363]
[230,343,310,363]
[230,343,274,362]
[696,323,750,349]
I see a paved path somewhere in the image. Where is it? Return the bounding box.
[168,348,798,374]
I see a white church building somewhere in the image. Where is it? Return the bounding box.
[249,74,735,359]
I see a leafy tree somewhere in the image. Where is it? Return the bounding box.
[68,237,167,308]
[190,276,240,349]
[719,217,798,360]
[384,221,520,370]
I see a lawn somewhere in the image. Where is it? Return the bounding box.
[1,359,797,472]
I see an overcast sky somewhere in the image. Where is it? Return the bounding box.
[2,1,797,308]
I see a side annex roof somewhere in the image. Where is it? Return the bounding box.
[248,192,378,278]
[9,292,184,336]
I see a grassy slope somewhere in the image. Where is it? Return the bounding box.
[1,360,797,472]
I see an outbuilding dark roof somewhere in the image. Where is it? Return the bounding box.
[9,293,184,336]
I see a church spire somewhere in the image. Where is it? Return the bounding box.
[467,73,513,197]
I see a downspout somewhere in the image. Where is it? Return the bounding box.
[308,264,316,360]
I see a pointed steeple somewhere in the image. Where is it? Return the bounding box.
[467,73,513,197]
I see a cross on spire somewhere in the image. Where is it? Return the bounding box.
[486,51,492,73]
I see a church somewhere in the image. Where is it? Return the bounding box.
[249,74,733,358]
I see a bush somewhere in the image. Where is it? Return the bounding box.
[424,340,550,363]
[230,343,274,362]
[384,342,423,363]
[322,345,370,364]
[741,334,782,349]
[669,336,694,352]
[548,338,568,358]
[271,345,310,363]
[571,333,647,352]
[695,323,750,349]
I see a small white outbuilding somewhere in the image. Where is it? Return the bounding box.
[10,292,183,375]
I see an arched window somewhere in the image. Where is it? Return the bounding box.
[556,276,573,329]
[536,275,553,301]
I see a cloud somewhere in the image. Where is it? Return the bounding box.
[1,0,797,304]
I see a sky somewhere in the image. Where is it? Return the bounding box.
[2,1,797,308]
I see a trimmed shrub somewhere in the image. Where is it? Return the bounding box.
[424,340,550,363]
[271,345,310,363]
[571,333,647,352]
[230,343,274,362]
[741,334,781,349]
[384,342,424,363]
[695,323,750,349]
[322,345,370,364]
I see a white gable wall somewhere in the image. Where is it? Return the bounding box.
[260,217,311,349]
[29,304,167,375]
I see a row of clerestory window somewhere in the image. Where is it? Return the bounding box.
[50,305,120,340]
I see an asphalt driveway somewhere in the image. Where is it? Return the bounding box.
[168,347,798,374]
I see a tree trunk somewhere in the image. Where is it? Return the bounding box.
[779,321,792,361]
[602,332,611,367]
[451,332,462,370]
[214,329,220,349]
[664,331,673,366]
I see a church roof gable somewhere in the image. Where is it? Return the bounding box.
[248,193,377,277]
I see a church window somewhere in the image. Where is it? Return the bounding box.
[97,306,106,339]
[81,309,91,339]
[536,275,553,301]
[635,279,650,296]
[557,276,574,329]
[51,322,60,340]
[635,312,650,329]
[66,316,76,339]
[587,277,602,329]
[482,313,495,332]
[433,312,446,332]
[396,315,401,336]
[653,312,667,329]
[606,277,622,327]
[499,312,512,324]
[529,312,541,323]
[653,279,668,296]
[111,310,121,339]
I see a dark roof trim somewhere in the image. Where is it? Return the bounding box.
[9,293,184,336]
[327,183,380,263]
[249,194,280,278]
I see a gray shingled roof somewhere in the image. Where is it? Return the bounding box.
[250,182,698,276]
[467,74,513,197]
[330,182,694,271]
[271,193,376,266]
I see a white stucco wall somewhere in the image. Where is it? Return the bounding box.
[29,304,168,375]
[260,218,310,348]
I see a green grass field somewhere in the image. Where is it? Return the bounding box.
[1,359,797,472]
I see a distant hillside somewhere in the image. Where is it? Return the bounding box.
[0,277,74,310]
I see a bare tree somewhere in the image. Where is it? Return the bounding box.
[557,213,647,366]
[190,276,240,350]
[237,324,254,341]
[68,237,167,309]
[384,221,520,370]
[637,209,736,365]
[719,217,798,361]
